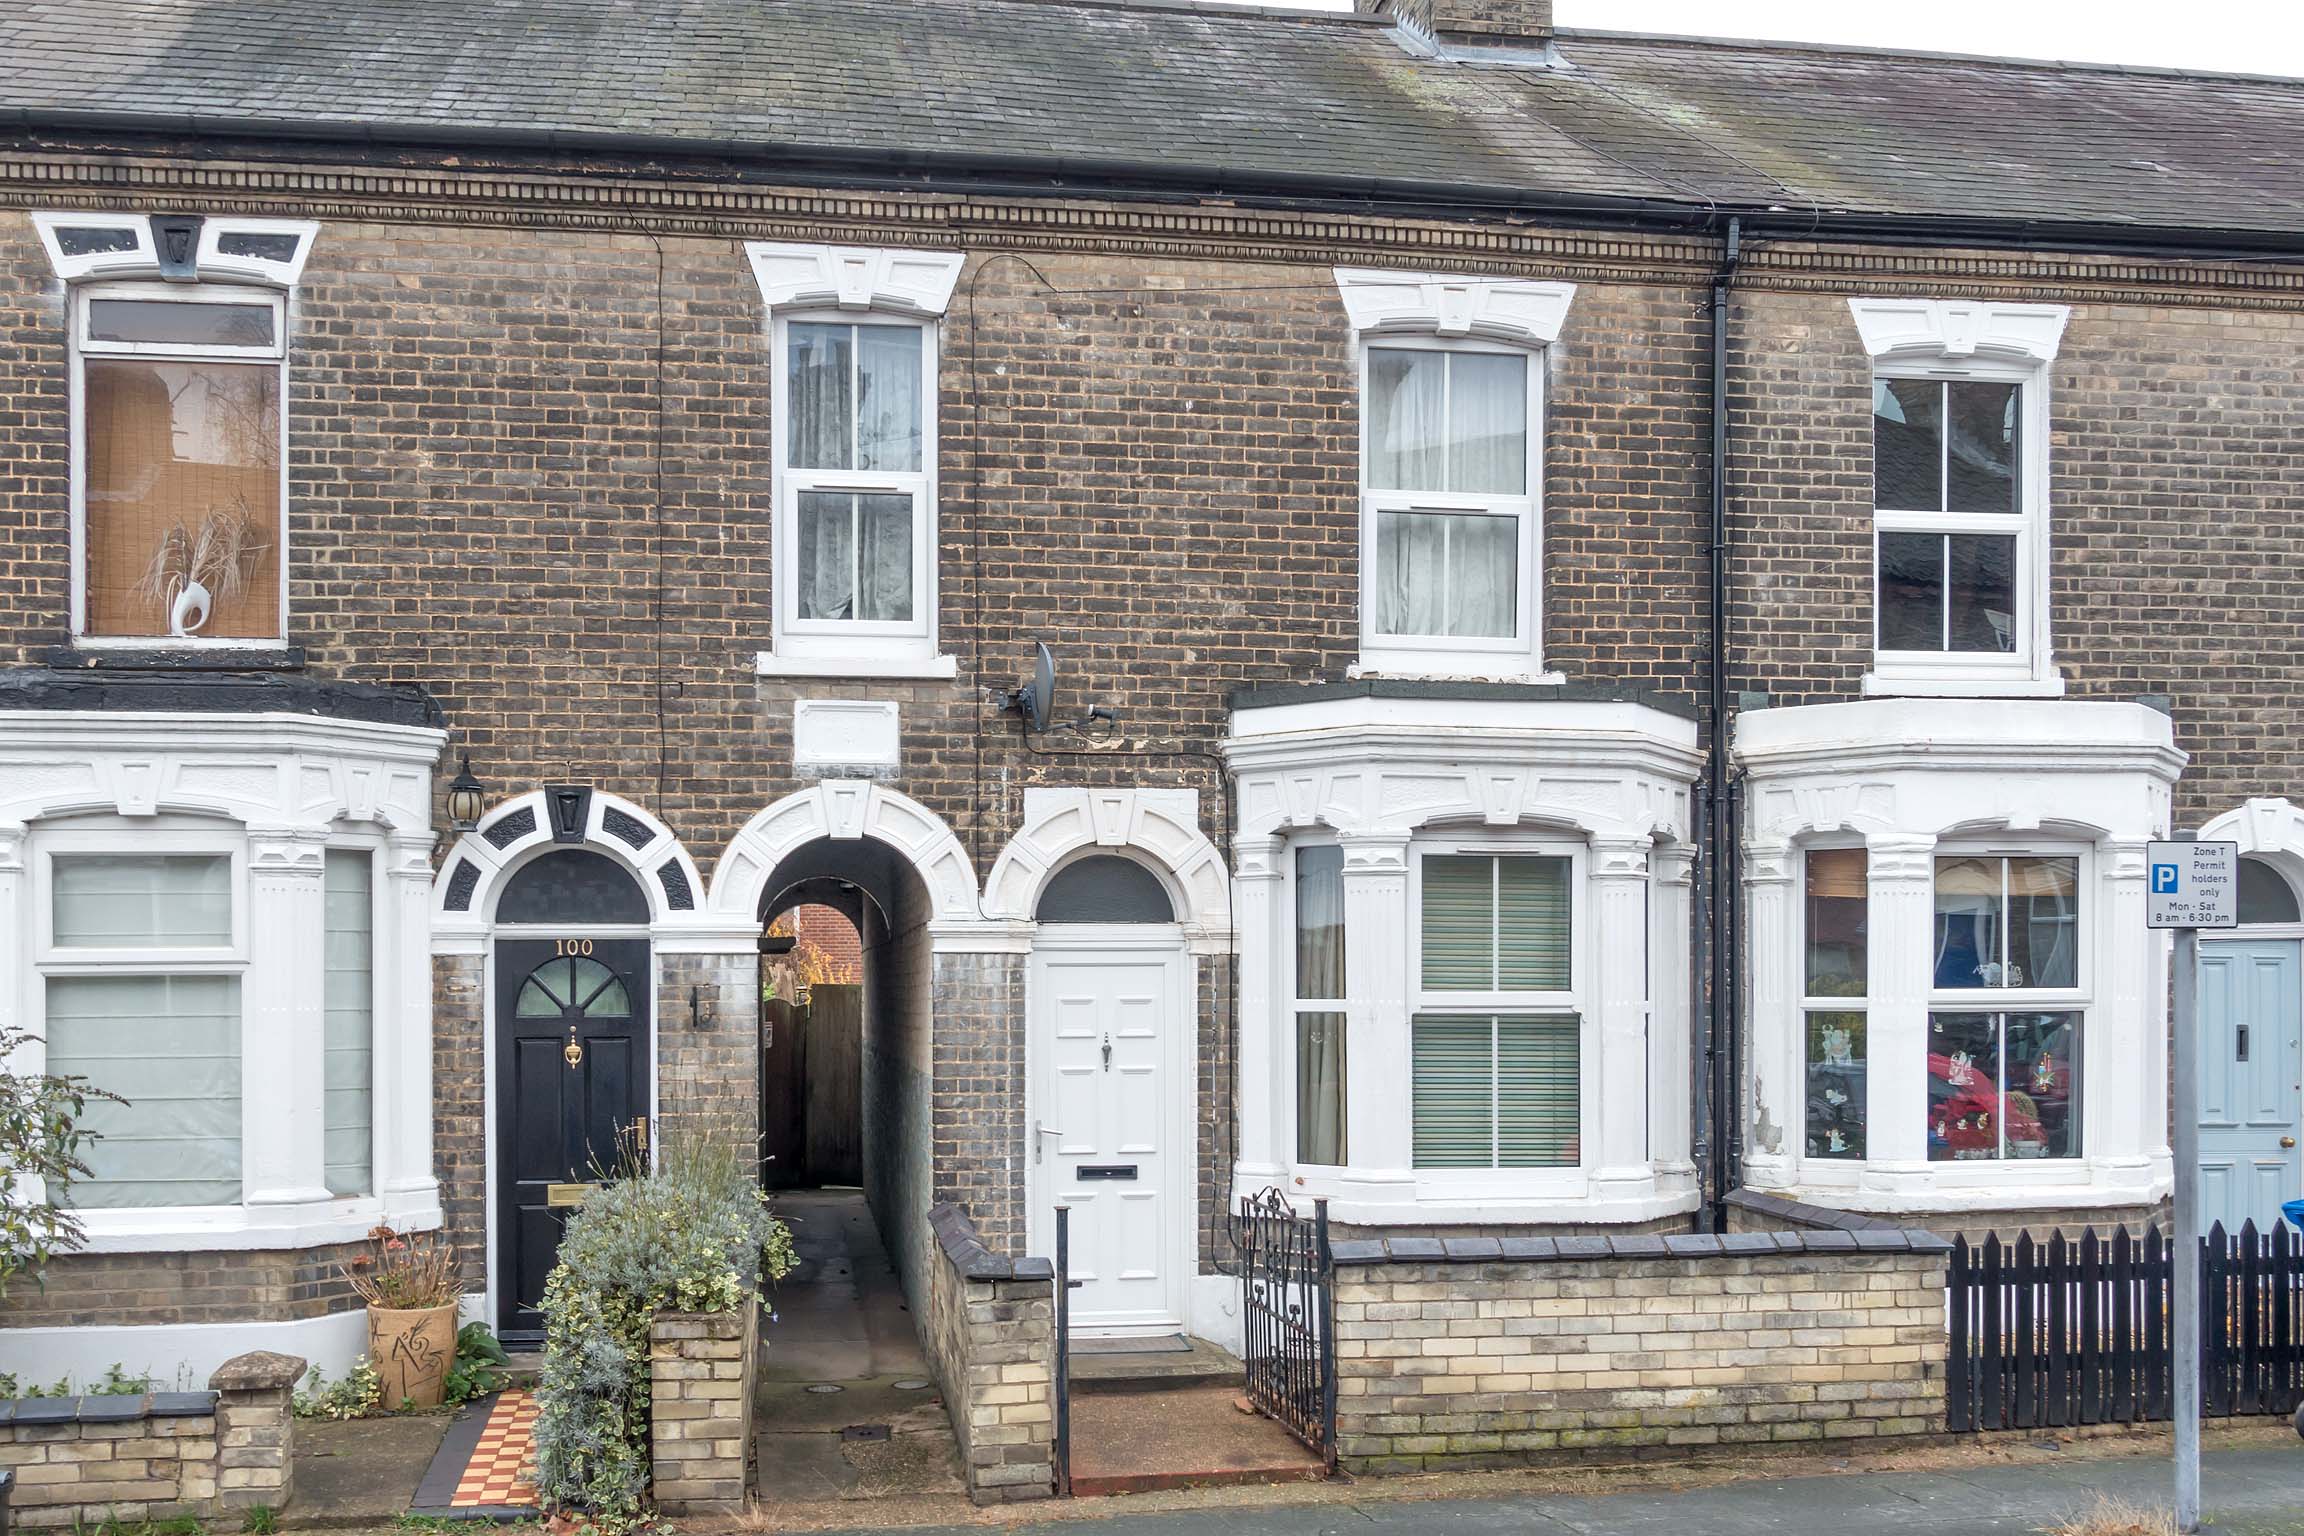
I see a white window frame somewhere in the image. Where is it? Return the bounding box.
[21,819,395,1236]
[32,826,251,1214]
[68,280,291,649]
[1405,832,1590,1197]
[1868,359,2050,693]
[1797,840,1868,1185]
[1356,334,1548,680]
[1283,833,1347,1170]
[1848,296,2067,699]
[768,308,940,669]
[1924,840,2092,1167]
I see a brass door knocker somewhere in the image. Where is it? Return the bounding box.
[563,1023,584,1069]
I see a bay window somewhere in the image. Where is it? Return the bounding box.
[1928,852,2084,1161]
[31,827,383,1213]
[1410,847,1579,1170]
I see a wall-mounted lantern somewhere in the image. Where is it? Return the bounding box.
[445,753,487,832]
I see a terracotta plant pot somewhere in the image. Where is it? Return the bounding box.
[368,1303,457,1410]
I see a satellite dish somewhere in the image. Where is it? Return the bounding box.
[1012,642,1056,733]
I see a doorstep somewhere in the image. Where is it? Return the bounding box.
[1068,1335,1242,1395]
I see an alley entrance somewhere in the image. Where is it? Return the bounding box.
[753,1189,963,1508]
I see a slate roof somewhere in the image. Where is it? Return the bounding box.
[1,0,2300,243]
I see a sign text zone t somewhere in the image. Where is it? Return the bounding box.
[2146,840,2238,930]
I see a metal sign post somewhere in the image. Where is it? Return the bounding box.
[2146,836,2237,1535]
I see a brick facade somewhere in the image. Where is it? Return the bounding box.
[4,134,2302,1375]
[0,1245,366,1330]
[647,1305,758,1516]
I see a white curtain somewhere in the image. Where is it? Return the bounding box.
[1368,347,1445,491]
[855,325,922,472]
[786,322,853,470]
[796,491,856,620]
[1376,511,1515,639]
[1450,352,1527,494]
[855,492,915,622]
[323,850,373,1198]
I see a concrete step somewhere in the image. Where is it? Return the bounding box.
[1067,1334,1243,1395]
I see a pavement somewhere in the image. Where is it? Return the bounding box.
[779,1435,2304,1536]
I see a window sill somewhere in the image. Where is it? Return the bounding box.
[48,642,305,672]
[1349,658,1564,686]
[755,651,959,681]
[1860,667,2065,699]
[68,1189,444,1254]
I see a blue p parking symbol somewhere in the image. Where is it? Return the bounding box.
[2152,863,2180,894]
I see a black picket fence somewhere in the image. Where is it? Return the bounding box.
[1947,1221,2304,1431]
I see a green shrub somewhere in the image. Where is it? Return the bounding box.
[443,1322,511,1408]
[293,1358,383,1420]
[530,1143,794,1532]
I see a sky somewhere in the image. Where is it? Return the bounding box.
[1266,0,2304,76]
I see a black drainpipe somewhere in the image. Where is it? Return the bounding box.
[1704,217,1742,1231]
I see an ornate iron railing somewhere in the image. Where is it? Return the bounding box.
[1230,1188,1337,1469]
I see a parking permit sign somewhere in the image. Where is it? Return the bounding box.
[2146,841,2239,929]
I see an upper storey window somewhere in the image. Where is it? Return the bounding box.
[1849,298,2070,698]
[747,243,964,680]
[1336,269,1575,681]
[32,212,316,648]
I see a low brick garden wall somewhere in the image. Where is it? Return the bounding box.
[923,1203,1055,1504]
[647,1303,758,1516]
[1330,1230,1951,1472]
[0,1350,301,1527]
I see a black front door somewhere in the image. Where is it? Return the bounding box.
[494,937,649,1340]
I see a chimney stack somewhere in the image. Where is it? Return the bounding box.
[1362,0,1554,44]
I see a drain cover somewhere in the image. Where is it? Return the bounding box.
[840,1424,892,1444]
[804,1383,844,1395]
[893,1379,931,1391]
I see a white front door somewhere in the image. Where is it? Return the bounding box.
[1030,933,1186,1334]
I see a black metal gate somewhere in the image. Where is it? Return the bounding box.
[1231,1188,1337,1469]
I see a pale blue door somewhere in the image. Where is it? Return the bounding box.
[2197,939,2303,1236]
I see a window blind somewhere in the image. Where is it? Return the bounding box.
[1411,1012,1578,1169]
[1421,853,1570,991]
[46,974,242,1207]
[323,849,373,1198]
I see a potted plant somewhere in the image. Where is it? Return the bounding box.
[345,1224,461,1410]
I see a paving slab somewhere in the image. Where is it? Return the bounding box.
[294,1413,450,1525]
[1069,1386,1325,1496]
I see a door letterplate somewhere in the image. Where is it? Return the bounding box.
[1077,1165,1139,1181]
[546,1182,596,1208]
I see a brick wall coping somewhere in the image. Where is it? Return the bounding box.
[1725,1187,1910,1233]
[0,666,443,727]
[1229,677,1699,718]
[928,1202,1055,1282]
[0,1392,218,1425]
[1328,1227,1951,1266]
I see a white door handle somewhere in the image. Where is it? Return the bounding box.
[1034,1120,1064,1164]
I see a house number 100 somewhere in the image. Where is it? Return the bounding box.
[555,938,594,957]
